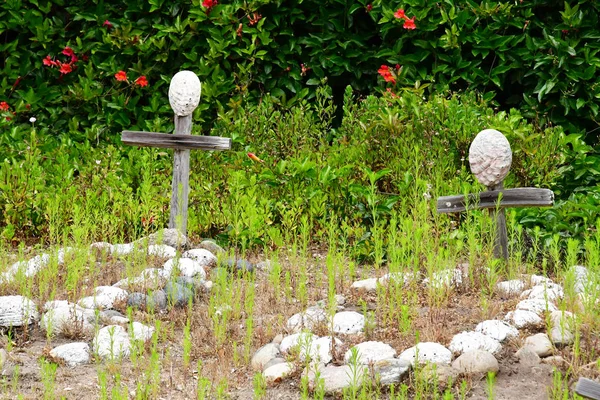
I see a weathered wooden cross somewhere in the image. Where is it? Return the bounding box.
[437,129,554,260]
[121,71,231,236]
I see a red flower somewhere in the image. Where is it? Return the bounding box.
[378,65,396,84]
[202,0,217,8]
[0,102,9,111]
[58,62,72,74]
[70,54,78,63]
[62,47,75,57]
[134,76,148,87]
[394,9,406,19]
[115,70,128,81]
[403,17,416,30]
[43,55,57,67]
[103,20,113,28]
[366,4,372,12]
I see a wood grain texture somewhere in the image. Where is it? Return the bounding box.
[121,130,231,151]
[437,188,554,213]
[489,182,509,260]
[575,377,600,400]
[169,115,192,233]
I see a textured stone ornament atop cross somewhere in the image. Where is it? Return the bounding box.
[437,129,554,260]
[121,71,231,236]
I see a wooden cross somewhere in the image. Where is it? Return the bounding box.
[121,71,231,236]
[437,129,554,260]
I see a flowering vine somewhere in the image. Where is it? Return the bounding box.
[394,8,417,30]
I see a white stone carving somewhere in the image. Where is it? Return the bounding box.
[168,71,201,116]
[469,129,512,187]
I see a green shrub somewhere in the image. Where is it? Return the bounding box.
[1,0,599,145]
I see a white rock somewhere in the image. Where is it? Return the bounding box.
[373,358,411,385]
[550,310,575,330]
[304,336,342,364]
[40,305,95,336]
[287,306,328,332]
[111,243,136,256]
[90,242,114,254]
[452,350,499,375]
[181,249,217,268]
[147,244,177,258]
[523,333,553,357]
[263,362,295,384]
[351,278,379,292]
[475,320,518,342]
[44,300,72,311]
[567,265,589,293]
[252,343,281,371]
[550,310,575,345]
[530,274,553,286]
[56,247,74,265]
[280,332,317,355]
[142,228,188,248]
[551,325,574,346]
[113,268,167,289]
[344,341,397,364]
[449,331,502,355]
[379,271,418,286]
[332,311,365,334]
[95,286,128,303]
[423,269,463,289]
[307,364,366,395]
[521,283,563,303]
[93,325,131,360]
[504,310,542,329]
[515,346,541,366]
[2,254,51,281]
[496,279,526,296]
[129,321,155,342]
[0,295,39,327]
[78,295,114,310]
[516,298,557,315]
[163,258,206,279]
[398,342,452,366]
[50,342,90,367]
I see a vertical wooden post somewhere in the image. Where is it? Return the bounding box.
[169,115,193,233]
[488,182,509,260]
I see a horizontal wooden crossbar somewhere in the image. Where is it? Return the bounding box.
[437,188,554,213]
[122,131,231,151]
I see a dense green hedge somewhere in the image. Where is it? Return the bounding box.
[1,0,599,139]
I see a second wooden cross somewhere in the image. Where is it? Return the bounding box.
[437,129,554,260]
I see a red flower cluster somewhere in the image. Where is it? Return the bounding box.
[114,71,149,87]
[115,70,128,81]
[43,46,81,75]
[135,76,148,87]
[394,9,417,30]
[202,0,217,9]
[103,20,113,29]
[378,65,401,84]
[0,101,9,111]
[366,4,373,12]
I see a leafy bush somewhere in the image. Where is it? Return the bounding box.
[1,0,599,144]
[2,88,594,259]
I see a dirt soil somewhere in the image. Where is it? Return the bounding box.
[0,248,595,399]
